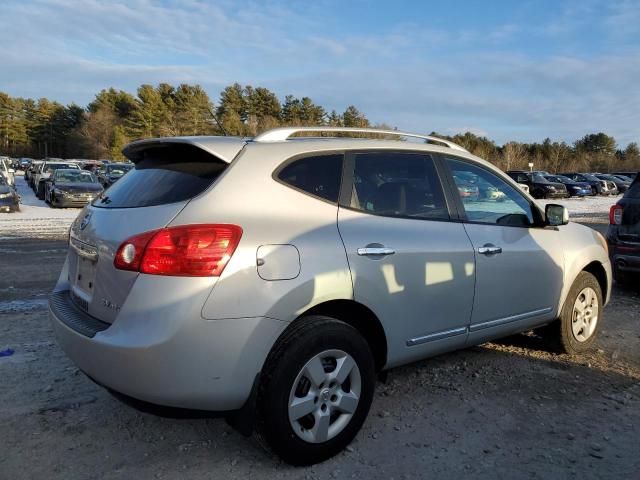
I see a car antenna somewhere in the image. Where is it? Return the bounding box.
[209,108,228,136]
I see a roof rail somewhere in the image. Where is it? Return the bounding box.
[253,127,468,152]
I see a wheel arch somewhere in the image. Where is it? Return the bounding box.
[284,299,388,372]
[582,261,608,302]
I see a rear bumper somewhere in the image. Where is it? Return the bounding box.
[50,284,287,411]
[611,249,640,274]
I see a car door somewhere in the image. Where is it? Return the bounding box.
[442,156,565,345]
[337,151,476,368]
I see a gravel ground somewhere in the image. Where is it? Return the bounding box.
[1,176,638,479]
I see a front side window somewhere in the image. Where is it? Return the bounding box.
[349,152,449,220]
[446,158,534,227]
[277,154,343,203]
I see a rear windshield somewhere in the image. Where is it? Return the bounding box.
[93,144,228,209]
[43,163,78,173]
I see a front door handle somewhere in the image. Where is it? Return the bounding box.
[478,244,502,255]
[357,247,396,256]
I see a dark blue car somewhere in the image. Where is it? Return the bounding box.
[545,175,593,197]
[607,172,640,285]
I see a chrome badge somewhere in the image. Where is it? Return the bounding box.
[79,212,92,230]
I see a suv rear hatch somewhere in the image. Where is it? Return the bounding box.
[67,139,246,324]
[619,176,640,242]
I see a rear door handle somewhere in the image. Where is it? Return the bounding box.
[357,247,396,256]
[478,244,502,255]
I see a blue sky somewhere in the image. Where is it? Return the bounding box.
[1,0,639,145]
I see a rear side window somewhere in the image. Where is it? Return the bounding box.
[349,152,449,220]
[277,154,343,203]
[93,144,227,208]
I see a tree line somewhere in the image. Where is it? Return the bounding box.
[0,83,638,172]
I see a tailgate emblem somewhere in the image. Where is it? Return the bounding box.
[79,212,92,230]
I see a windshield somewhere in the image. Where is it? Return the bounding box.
[54,170,97,183]
[580,174,600,182]
[107,164,133,176]
[530,173,549,182]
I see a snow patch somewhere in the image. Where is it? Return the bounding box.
[0,175,81,239]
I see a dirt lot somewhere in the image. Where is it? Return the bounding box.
[1,182,639,479]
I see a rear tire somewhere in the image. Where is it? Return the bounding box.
[256,316,375,466]
[539,271,602,354]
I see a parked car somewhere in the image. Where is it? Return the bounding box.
[607,172,640,285]
[592,173,630,194]
[506,171,569,199]
[45,169,104,208]
[34,161,80,199]
[25,160,43,185]
[50,127,612,465]
[19,158,32,171]
[544,174,593,197]
[0,175,19,212]
[560,173,609,195]
[612,172,638,181]
[32,158,64,191]
[98,162,134,187]
[0,156,16,187]
[454,171,506,201]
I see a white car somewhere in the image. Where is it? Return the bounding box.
[33,160,80,199]
[0,157,15,187]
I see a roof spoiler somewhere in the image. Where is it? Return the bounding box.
[123,136,247,163]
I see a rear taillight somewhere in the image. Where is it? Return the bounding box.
[609,204,623,225]
[114,224,242,277]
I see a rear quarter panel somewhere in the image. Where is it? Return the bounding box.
[171,144,353,322]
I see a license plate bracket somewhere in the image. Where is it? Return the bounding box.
[75,256,96,295]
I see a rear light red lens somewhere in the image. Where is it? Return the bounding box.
[609,205,623,225]
[114,230,158,271]
[114,224,242,277]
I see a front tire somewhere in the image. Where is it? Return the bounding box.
[540,271,602,354]
[256,316,375,466]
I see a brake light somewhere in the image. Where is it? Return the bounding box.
[114,224,242,277]
[609,204,623,225]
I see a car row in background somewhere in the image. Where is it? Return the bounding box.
[505,170,637,199]
[19,157,132,208]
[607,172,640,286]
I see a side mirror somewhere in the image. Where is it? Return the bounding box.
[545,204,569,226]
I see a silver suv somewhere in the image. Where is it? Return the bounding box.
[50,127,611,465]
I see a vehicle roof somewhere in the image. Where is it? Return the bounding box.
[122,134,488,168]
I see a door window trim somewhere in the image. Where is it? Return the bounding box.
[437,154,546,228]
[338,149,459,223]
